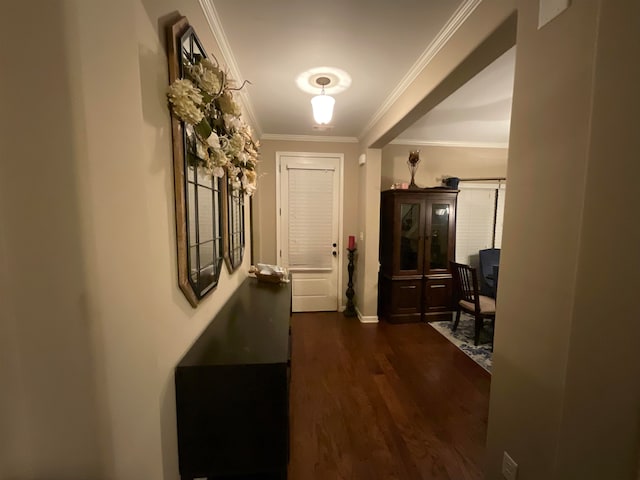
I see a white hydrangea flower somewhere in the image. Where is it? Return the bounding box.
[229,165,241,176]
[223,113,242,131]
[210,146,228,167]
[237,151,248,165]
[227,133,245,156]
[244,169,257,184]
[218,91,241,116]
[245,184,256,196]
[186,61,222,96]
[195,139,208,160]
[243,173,257,196]
[167,79,204,125]
[206,131,221,149]
[211,165,225,178]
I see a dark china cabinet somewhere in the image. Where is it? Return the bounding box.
[378,188,458,323]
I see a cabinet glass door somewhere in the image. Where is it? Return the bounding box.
[399,202,422,272]
[429,203,451,271]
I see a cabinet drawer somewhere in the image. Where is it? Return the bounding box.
[379,277,422,323]
[424,277,452,317]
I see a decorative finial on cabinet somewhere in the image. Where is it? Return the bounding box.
[407,150,421,189]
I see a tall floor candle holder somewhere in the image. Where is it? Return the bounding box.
[344,248,357,317]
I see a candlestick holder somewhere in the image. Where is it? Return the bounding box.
[344,248,357,317]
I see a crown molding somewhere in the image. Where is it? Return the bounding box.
[359,0,482,140]
[198,0,263,137]
[390,138,509,149]
[261,133,359,144]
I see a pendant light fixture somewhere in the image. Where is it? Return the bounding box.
[310,76,335,124]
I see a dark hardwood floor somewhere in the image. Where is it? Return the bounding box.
[288,312,491,480]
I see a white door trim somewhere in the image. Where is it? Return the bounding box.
[276,151,344,311]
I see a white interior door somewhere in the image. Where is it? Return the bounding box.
[278,153,341,312]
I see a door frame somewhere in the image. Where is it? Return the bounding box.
[275,151,344,311]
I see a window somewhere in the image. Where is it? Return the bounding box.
[455,183,506,268]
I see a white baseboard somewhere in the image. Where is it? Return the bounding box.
[356,307,379,323]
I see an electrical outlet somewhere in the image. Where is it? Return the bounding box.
[502,451,518,480]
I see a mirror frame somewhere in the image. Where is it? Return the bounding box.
[167,17,224,307]
[223,171,246,273]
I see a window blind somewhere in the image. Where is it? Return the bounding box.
[287,167,334,268]
[456,188,497,268]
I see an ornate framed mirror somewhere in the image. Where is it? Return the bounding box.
[167,18,223,306]
[223,172,245,272]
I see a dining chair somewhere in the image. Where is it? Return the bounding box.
[450,261,496,346]
[478,248,501,297]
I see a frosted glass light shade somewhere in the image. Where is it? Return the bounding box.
[311,93,335,124]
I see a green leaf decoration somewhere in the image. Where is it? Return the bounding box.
[195,118,212,140]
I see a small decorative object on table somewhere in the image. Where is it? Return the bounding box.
[344,236,357,317]
[407,150,421,189]
[249,263,290,284]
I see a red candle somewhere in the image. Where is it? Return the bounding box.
[348,235,355,250]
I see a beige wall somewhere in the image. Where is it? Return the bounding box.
[354,149,382,319]
[545,0,640,477]
[381,144,508,189]
[0,3,103,477]
[486,0,598,475]
[253,139,360,308]
[486,1,640,479]
[1,1,252,479]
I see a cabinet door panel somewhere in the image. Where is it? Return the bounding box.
[424,277,453,316]
[425,199,456,274]
[394,196,425,276]
[381,278,422,323]
[399,203,421,271]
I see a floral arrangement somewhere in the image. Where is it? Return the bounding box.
[167,56,259,195]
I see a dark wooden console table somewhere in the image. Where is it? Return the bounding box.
[175,277,292,479]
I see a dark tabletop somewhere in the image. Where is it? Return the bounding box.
[178,277,292,367]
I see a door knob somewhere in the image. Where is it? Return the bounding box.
[332,243,337,247]
[332,251,337,257]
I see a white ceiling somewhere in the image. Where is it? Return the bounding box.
[204,0,514,146]
[394,47,515,147]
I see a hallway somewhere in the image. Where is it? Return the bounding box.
[288,313,490,480]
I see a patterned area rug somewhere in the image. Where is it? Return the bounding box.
[430,314,494,373]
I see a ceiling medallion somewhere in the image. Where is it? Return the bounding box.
[295,66,352,95]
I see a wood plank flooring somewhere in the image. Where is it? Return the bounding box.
[288,312,490,480]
